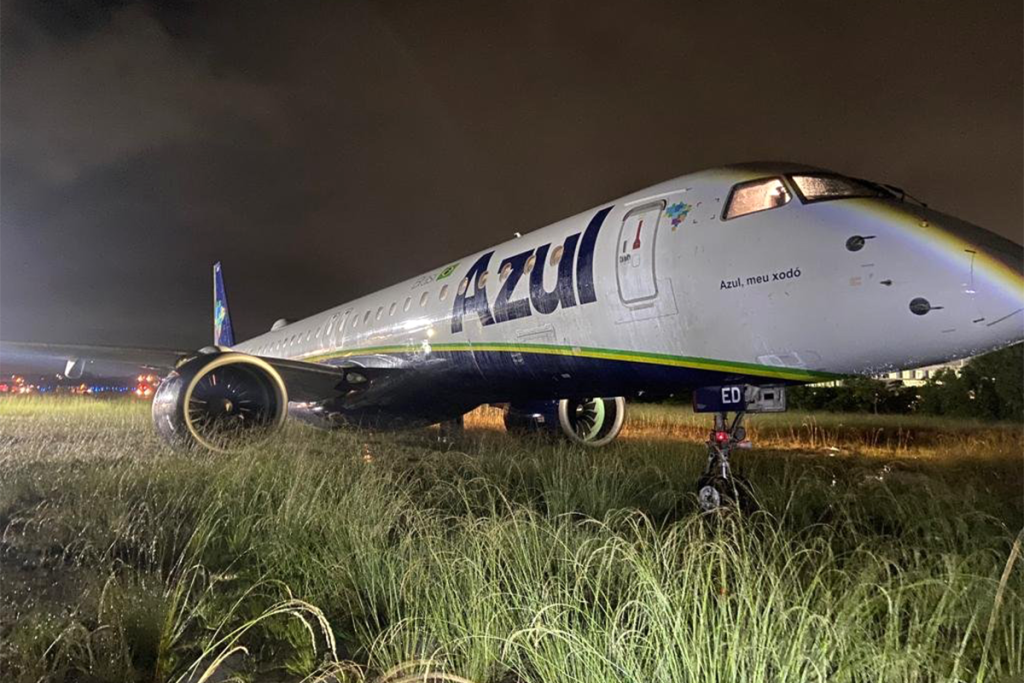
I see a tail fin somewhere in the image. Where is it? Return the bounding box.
[213,261,236,347]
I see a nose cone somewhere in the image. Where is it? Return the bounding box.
[922,213,1024,355]
[967,231,1024,346]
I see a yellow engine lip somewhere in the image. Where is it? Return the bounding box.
[182,352,288,453]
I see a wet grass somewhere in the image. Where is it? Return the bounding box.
[0,396,1022,682]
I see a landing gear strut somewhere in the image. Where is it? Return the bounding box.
[696,411,755,512]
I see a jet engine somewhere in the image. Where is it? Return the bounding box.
[152,351,287,451]
[504,396,626,446]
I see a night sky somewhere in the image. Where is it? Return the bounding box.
[2,0,1021,350]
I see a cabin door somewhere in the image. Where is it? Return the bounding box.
[615,201,664,305]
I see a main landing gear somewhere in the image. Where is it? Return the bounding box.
[696,411,755,512]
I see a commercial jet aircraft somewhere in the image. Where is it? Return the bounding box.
[5,163,1022,509]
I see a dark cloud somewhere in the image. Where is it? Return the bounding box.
[2,0,1021,348]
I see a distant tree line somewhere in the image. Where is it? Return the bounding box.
[787,343,1023,420]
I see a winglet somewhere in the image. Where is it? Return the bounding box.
[213,261,236,347]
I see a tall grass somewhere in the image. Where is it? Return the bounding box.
[623,403,1024,455]
[1,396,1021,681]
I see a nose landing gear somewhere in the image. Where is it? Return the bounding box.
[696,410,756,512]
[691,383,787,512]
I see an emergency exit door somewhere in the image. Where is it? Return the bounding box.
[616,201,663,304]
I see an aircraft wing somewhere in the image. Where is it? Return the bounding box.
[0,341,189,377]
[276,353,473,429]
[269,354,448,404]
[265,356,372,403]
[0,340,404,404]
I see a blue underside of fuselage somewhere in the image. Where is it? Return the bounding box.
[306,348,798,427]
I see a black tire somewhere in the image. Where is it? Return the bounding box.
[696,472,757,513]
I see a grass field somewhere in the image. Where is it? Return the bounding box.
[1,397,1022,682]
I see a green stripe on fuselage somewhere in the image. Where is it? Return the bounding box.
[300,342,841,382]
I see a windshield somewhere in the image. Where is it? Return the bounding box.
[723,177,792,220]
[789,174,893,203]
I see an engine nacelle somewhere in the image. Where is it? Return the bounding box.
[152,352,287,452]
[504,396,626,447]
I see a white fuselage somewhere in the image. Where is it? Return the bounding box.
[232,163,1023,403]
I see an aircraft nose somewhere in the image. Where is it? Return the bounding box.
[947,225,1024,348]
[839,204,1020,369]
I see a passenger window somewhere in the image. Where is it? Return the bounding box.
[420,291,429,307]
[363,311,371,324]
[723,178,791,220]
[404,297,412,312]
[376,306,384,320]
[439,284,449,301]
[389,302,397,316]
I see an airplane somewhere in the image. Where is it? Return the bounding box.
[4,162,1022,509]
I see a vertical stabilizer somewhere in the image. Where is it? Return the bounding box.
[213,262,236,347]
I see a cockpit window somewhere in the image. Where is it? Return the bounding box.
[723,177,791,220]
[789,174,891,203]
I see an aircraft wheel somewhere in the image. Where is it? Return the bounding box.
[696,472,756,512]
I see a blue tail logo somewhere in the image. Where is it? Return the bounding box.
[213,261,235,347]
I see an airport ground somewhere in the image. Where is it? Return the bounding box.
[0,397,1021,682]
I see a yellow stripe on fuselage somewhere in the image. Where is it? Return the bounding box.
[300,342,840,383]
